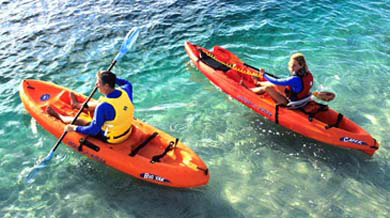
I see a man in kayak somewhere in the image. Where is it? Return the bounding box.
[46,70,134,143]
[250,53,314,107]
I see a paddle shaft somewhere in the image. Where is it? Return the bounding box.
[50,60,117,153]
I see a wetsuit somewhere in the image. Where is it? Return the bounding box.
[264,73,312,101]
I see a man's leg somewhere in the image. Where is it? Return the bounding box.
[46,106,90,126]
[70,92,82,110]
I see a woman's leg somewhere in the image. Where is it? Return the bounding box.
[250,81,272,94]
[251,82,289,105]
[264,86,289,105]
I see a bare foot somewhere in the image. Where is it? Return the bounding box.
[250,86,266,94]
[46,106,62,121]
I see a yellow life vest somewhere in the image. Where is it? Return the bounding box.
[98,88,134,143]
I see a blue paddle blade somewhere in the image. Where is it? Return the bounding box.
[24,150,55,183]
[114,27,141,61]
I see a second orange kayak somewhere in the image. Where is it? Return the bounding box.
[184,41,379,156]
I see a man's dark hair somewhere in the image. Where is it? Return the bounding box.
[98,71,116,88]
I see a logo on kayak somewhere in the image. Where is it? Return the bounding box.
[40,94,50,101]
[339,137,368,145]
[140,173,170,183]
[237,96,273,117]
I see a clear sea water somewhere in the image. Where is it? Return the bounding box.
[1,0,389,217]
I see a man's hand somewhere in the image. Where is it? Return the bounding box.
[65,124,77,132]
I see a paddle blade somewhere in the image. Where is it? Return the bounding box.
[114,27,141,61]
[24,150,55,183]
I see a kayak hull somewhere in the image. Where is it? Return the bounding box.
[20,80,209,188]
[184,41,379,156]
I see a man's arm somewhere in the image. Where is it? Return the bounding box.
[116,78,133,102]
[74,103,115,136]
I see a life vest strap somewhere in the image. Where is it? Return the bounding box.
[112,126,132,140]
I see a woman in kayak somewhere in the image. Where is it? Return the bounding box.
[46,70,135,143]
[250,53,314,107]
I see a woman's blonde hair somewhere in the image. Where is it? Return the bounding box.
[290,53,309,76]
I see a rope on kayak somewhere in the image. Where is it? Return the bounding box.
[325,113,344,129]
[129,132,159,157]
[200,49,263,78]
[298,102,329,122]
[150,138,179,163]
[199,49,230,72]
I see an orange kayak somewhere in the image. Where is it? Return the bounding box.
[184,41,379,156]
[20,80,209,188]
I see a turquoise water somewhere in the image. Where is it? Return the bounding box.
[1,0,389,217]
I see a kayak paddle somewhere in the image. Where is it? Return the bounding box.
[25,27,141,183]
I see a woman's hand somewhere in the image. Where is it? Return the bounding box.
[65,124,77,132]
[259,68,265,74]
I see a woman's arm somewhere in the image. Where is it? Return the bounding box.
[264,74,303,92]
